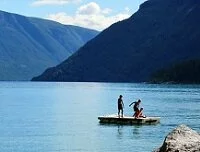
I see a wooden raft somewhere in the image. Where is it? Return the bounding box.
[98,114,160,125]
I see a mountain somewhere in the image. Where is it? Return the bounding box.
[32,0,200,83]
[150,59,200,84]
[0,10,99,80]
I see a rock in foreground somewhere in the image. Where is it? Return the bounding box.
[154,125,200,152]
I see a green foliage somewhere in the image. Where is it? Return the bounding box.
[150,59,200,84]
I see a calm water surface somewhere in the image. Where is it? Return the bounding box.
[0,82,199,152]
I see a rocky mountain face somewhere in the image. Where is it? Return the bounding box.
[0,10,98,80]
[32,0,200,82]
[154,125,200,152]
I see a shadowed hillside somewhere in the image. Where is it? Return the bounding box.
[150,59,200,84]
[0,10,99,80]
[32,0,200,83]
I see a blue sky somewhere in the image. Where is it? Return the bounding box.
[0,0,146,31]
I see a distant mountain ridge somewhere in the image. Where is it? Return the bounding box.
[0,10,99,80]
[32,0,200,83]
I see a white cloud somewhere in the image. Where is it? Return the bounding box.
[46,2,131,31]
[77,2,101,15]
[102,8,112,15]
[125,7,130,12]
[31,0,81,6]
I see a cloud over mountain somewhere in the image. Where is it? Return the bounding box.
[47,2,131,30]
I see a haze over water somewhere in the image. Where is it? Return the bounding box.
[0,82,199,152]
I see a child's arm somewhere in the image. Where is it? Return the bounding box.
[129,101,135,107]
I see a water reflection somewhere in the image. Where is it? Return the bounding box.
[117,125,123,138]
[116,124,144,139]
[132,126,141,135]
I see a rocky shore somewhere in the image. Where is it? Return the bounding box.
[154,125,200,152]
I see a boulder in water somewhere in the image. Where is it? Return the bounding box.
[154,124,200,152]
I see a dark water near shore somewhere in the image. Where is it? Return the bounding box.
[0,82,199,152]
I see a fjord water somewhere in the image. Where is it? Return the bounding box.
[0,82,199,152]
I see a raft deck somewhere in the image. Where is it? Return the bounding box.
[98,114,160,125]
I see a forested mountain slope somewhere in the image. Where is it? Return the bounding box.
[0,10,98,80]
[33,0,200,83]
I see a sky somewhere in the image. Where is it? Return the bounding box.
[0,0,147,31]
